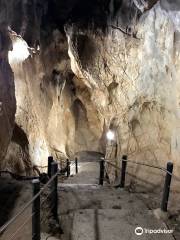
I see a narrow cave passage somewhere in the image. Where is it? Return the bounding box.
[0,0,180,239]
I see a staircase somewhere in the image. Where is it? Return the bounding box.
[57,161,174,240]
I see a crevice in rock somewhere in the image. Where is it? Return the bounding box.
[12,123,29,152]
[71,98,87,130]
[4,123,33,176]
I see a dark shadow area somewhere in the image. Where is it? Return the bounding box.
[71,99,87,130]
[44,0,110,32]
[12,123,29,152]
[0,177,22,228]
[75,151,105,162]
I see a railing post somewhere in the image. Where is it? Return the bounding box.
[32,179,40,240]
[66,159,70,177]
[51,162,58,220]
[48,156,53,178]
[99,159,105,185]
[75,158,78,174]
[161,162,173,212]
[120,155,127,188]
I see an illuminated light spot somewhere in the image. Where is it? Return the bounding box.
[106,130,115,141]
[8,38,30,64]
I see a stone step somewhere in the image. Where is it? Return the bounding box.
[69,209,174,240]
[41,233,59,240]
[66,162,100,185]
[58,185,152,215]
[58,183,100,189]
[58,163,174,240]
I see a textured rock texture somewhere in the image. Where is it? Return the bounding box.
[11,30,104,168]
[1,0,180,187]
[65,2,180,186]
[0,23,16,168]
[0,0,47,171]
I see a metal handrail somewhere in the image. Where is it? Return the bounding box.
[36,159,77,169]
[0,172,58,234]
[105,161,120,170]
[98,156,179,212]
[0,157,78,238]
[0,171,39,180]
[8,212,35,240]
[104,158,180,182]
[2,155,179,236]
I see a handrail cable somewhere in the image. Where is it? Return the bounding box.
[105,161,120,170]
[8,212,35,240]
[41,192,51,207]
[2,155,180,237]
[36,160,75,169]
[104,159,180,182]
[0,171,39,180]
[0,172,58,234]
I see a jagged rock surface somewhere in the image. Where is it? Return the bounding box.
[66,2,180,187]
[0,0,180,187]
[0,23,16,168]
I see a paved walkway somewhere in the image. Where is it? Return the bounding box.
[58,161,174,240]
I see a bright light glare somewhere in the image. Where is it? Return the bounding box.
[106,130,115,141]
[8,39,30,64]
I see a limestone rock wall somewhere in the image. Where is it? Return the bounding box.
[11,30,103,168]
[1,0,180,187]
[0,0,46,172]
[66,2,180,186]
[0,0,105,172]
[0,0,50,172]
[0,24,16,169]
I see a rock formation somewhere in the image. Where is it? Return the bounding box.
[0,22,16,169]
[0,0,180,188]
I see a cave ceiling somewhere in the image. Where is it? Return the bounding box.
[2,0,176,47]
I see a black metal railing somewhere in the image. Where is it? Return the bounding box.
[0,170,39,181]
[98,155,180,212]
[0,156,79,240]
[2,153,179,238]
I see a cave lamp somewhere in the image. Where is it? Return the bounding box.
[106,130,115,141]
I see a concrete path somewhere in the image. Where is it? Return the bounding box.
[58,161,174,240]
